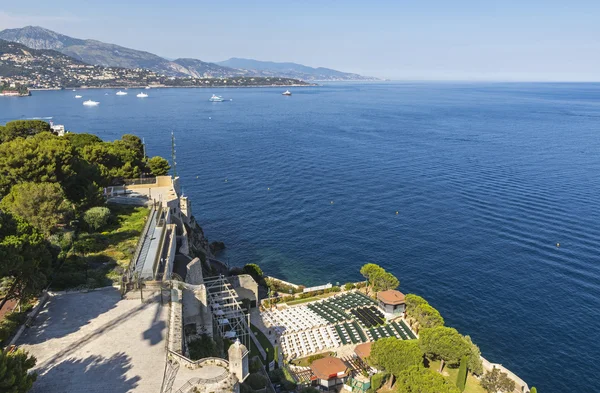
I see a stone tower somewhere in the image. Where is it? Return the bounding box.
[228,339,249,382]
[180,195,192,223]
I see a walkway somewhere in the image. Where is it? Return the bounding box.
[18,288,168,393]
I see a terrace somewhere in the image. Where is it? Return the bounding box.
[259,291,416,360]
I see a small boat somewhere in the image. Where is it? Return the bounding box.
[145,86,151,89]
[282,90,292,96]
[209,94,225,102]
[75,95,82,98]
[116,91,128,96]
[83,100,99,106]
[136,92,148,98]
[72,89,76,92]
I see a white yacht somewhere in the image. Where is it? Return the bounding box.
[75,95,82,98]
[116,91,128,96]
[83,100,99,106]
[282,90,292,96]
[145,86,151,89]
[209,94,225,102]
[137,92,149,98]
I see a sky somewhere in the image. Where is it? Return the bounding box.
[1,0,600,81]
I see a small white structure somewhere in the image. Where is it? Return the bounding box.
[50,123,66,136]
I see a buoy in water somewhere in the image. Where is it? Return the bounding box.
[268,187,270,191]
[209,117,212,120]
[330,201,334,204]
[396,211,399,215]
[556,243,560,247]
[196,176,198,179]
[225,179,228,182]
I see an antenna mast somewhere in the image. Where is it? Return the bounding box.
[171,131,177,178]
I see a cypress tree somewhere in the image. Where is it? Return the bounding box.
[456,356,468,392]
[530,388,537,393]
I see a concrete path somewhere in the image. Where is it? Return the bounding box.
[18,287,168,393]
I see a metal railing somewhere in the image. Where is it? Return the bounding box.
[122,176,157,186]
[125,204,157,281]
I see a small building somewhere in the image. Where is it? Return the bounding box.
[310,357,349,390]
[377,290,406,316]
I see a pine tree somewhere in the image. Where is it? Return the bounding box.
[456,356,468,392]
[0,349,37,393]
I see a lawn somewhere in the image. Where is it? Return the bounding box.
[291,352,335,367]
[251,324,275,364]
[51,204,150,290]
[427,360,486,393]
[284,292,337,306]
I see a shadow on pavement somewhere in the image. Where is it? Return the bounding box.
[31,352,140,393]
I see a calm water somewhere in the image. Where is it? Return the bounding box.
[2,83,599,392]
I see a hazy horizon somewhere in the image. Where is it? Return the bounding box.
[2,1,600,82]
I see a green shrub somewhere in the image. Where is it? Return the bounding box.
[244,373,267,390]
[250,358,262,373]
[188,334,219,360]
[456,356,467,392]
[344,282,356,290]
[330,286,341,292]
[371,372,388,391]
[307,353,326,364]
[84,206,111,231]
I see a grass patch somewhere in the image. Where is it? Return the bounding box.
[291,352,335,367]
[284,292,337,306]
[251,324,275,364]
[51,204,150,290]
[427,360,486,393]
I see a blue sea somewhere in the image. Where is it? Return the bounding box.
[1,82,599,392]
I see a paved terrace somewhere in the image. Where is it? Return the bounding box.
[18,288,168,393]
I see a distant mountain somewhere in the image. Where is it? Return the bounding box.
[0,26,195,77]
[217,58,376,81]
[171,58,241,78]
[0,26,374,81]
[0,39,308,89]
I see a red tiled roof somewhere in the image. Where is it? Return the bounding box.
[310,357,348,380]
[377,290,405,305]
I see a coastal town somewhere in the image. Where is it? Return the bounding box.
[0,39,308,93]
[0,121,535,393]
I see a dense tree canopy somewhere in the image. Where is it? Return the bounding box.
[0,211,52,305]
[64,132,102,150]
[1,182,73,236]
[0,348,37,393]
[395,366,461,393]
[370,337,424,377]
[405,294,445,330]
[0,133,77,198]
[147,156,171,176]
[0,122,169,310]
[463,335,483,375]
[0,120,51,143]
[419,327,471,371]
[359,263,399,292]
